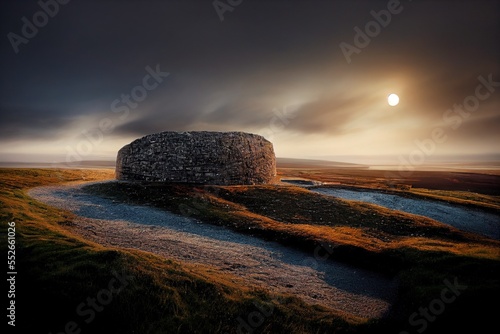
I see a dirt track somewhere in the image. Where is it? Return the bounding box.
[29,182,397,319]
[313,187,500,240]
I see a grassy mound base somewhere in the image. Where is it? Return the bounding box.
[1,169,358,333]
[1,168,499,333]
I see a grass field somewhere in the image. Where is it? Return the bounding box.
[1,167,499,333]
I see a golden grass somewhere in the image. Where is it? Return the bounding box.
[0,168,362,333]
[0,168,115,247]
[207,185,500,262]
[3,167,496,333]
[81,176,500,334]
[278,167,500,211]
[410,188,500,211]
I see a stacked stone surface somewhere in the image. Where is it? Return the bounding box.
[116,131,276,185]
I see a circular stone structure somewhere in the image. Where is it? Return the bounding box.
[116,131,276,185]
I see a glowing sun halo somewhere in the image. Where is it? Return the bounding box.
[388,93,400,106]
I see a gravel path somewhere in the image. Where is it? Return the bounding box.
[29,182,397,319]
[314,188,500,240]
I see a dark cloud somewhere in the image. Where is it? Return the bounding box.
[0,106,75,140]
[0,0,498,158]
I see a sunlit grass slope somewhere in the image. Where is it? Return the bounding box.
[85,178,500,333]
[0,169,360,333]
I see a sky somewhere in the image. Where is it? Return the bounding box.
[1,0,499,164]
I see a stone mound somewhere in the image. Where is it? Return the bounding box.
[116,131,276,185]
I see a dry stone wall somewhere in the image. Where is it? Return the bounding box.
[116,131,276,185]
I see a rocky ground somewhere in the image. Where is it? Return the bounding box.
[28,182,398,320]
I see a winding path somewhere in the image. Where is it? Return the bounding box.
[313,187,500,240]
[29,182,397,319]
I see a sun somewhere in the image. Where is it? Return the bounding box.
[388,93,400,106]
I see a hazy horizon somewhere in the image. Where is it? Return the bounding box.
[2,153,500,170]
